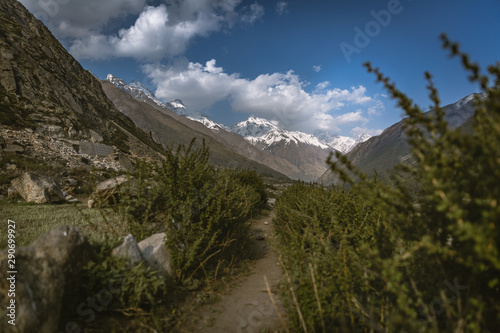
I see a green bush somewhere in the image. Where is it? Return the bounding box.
[275,35,500,333]
[118,139,267,280]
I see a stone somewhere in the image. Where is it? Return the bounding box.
[0,248,64,333]
[30,225,91,276]
[3,143,24,154]
[89,129,103,143]
[138,233,173,277]
[112,234,144,264]
[7,186,18,198]
[89,175,128,207]
[11,173,65,203]
[118,154,134,171]
[0,226,90,333]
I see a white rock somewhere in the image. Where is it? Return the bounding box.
[138,233,173,277]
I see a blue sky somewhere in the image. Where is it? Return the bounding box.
[19,0,500,137]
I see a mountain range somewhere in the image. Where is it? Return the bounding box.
[104,75,375,180]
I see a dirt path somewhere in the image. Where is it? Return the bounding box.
[183,210,289,333]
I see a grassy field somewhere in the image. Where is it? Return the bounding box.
[0,202,126,248]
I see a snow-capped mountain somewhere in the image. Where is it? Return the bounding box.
[106,74,194,117]
[165,99,189,116]
[188,114,228,132]
[230,117,335,180]
[231,117,330,149]
[106,74,167,109]
[315,130,372,154]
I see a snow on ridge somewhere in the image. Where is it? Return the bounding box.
[231,117,331,149]
[314,130,372,153]
[187,115,228,132]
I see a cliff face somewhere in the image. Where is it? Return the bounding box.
[0,0,160,155]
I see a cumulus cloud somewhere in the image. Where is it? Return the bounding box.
[22,0,265,61]
[275,1,288,15]
[145,59,379,133]
[70,5,221,60]
[313,65,322,72]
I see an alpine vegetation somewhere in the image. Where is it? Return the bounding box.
[274,35,500,333]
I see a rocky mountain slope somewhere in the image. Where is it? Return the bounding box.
[318,93,481,185]
[231,117,336,180]
[0,0,164,157]
[101,80,297,179]
[0,0,171,197]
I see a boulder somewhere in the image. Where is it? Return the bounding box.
[0,248,65,333]
[11,172,65,203]
[0,226,90,333]
[31,225,91,276]
[89,175,128,207]
[112,234,144,264]
[138,233,173,277]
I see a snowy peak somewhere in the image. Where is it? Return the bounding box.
[231,117,280,138]
[106,74,168,109]
[187,115,228,132]
[106,74,127,89]
[128,80,155,98]
[231,117,330,150]
[314,130,372,154]
[168,99,186,109]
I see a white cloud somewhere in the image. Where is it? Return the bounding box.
[276,1,288,15]
[334,111,367,124]
[351,127,383,137]
[19,0,148,38]
[22,0,264,61]
[315,81,330,91]
[145,59,379,133]
[368,99,385,116]
[144,59,239,111]
[313,65,322,72]
[70,5,222,60]
[241,2,265,24]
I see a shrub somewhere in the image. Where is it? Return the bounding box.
[275,35,500,332]
[118,139,267,280]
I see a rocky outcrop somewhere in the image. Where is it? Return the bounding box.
[138,233,173,277]
[111,234,144,264]
[0,0,164,156]
[11,172,65,203]
[111,232,173,277]
[0,226,90,333]
[88,175,128,208]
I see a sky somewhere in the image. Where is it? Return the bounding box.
[18,0,500,138]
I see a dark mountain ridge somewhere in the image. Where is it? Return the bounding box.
[319,93,481,185]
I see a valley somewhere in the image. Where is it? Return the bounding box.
[1,0,499,332]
